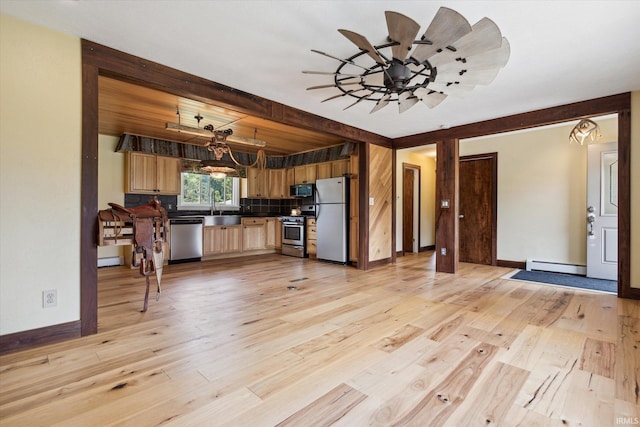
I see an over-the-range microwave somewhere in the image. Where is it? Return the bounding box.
[290,183,314,198]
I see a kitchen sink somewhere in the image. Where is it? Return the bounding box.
[203,215,241,226]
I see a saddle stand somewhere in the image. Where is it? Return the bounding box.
[98,197,167,312]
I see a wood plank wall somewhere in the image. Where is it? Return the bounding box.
[368,145,393,263]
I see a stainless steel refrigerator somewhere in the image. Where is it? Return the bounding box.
[315,177,349,263]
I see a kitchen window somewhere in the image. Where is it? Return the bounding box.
[179,172,240,210]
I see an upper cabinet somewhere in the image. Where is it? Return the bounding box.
[294,164,317,184]
[126,152,181,195]
[246,167,269,198]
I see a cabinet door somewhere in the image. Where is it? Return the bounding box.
[316,162,332,180]
[242,218,266,250]
[285,168,295,192]
[225,226,243,253]
[268,169,287,198]
[127,152,157,193]
[247,167,269,197]
[156,156,181,195]
[331,159,349,178]
[265,218,276,248]
[203,226,224,255]
[275,218,282,249]
[294,164,317,184]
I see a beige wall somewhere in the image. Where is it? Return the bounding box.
[459,118,618,265]
[0,15,82,335]
[632,92,640,289]
[395,150,436,252]
[98,135,125,260]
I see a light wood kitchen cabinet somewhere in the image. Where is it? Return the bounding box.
[246,167,269,198]
[242,217,267,250]
[204,225,242,256]
[294,164,316,184]
[275,218,282,250]
[306,218,317,256]
[268,169,291,199]
[126,152,181,195]
[316,162,332,180]
[265,217,277,248]
[331,159,350,178]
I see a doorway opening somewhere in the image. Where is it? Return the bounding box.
[402,163,421,254]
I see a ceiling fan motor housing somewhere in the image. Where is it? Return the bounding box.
[384,61,412,92]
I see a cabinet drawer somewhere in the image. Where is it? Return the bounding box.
[307,218,316,226]
[307,240,317,254]
[242,218,267,226]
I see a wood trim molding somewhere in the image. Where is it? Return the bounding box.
[402,162,422,254]
[497,260,527,270]
[82,40,392,148]
[420,245,436,252]
[0,321,81,355]
[394,93,631,149]
[359,142,370,270]
[367,257,392,269]
[435,139,459,273]
[81,61,99,336]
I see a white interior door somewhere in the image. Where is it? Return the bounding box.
[586,142,618,280]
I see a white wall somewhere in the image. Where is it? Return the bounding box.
[459,117,618,265]
[0,15,82,335]
[395,150,436,252]
[98,135,125,260]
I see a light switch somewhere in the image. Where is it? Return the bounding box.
[441,199,450,208]
[369,197,374,206]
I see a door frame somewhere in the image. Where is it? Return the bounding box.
[402,163,421,254]
[459,153,498,266]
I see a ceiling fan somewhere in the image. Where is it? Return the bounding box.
[305,7,510,113]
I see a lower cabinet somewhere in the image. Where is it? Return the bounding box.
[306,218,317,256]
[242,218,267,251]
[203,225,242,256]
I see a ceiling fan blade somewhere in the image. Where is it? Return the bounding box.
[338,29,385,65]
[449,18,504,59]
[302,70,362,77]
[310,49,369,70]
[306,81,362,90]
[363,70,385,87]
[428,81,475,97]
[398,91,419,113]
[464,37,511,69]
[385,11,421,60]
[413,7,472,62]
[343,92,374,111]
[370,94,391,113]
[436,66,500,86]
[414,89,448,108]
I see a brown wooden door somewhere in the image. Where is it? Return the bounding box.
[403,166,414,253]
[459,154,497,265]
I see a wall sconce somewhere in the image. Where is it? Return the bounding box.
[569,119,601,145]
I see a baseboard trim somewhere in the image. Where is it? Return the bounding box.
[497,259,526,269]
[420,245,436,252]
[0,320,81,355]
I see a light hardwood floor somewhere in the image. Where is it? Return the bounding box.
[1,252,638,426]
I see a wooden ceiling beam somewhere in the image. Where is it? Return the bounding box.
[83,40,392,148]
[393,92,631,149]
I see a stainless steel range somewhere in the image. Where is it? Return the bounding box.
[281,215,306,258]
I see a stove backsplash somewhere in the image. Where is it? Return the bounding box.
[122,194,314,216]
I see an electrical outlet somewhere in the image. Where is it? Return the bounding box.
[43,289,57,308]
[440,248,447,256]
[369,197,374,206]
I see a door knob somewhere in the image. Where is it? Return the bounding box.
[459,214,465,219]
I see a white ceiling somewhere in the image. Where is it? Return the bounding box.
[2,0,639,139]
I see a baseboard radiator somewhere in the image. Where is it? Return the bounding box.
[526,259,586,275]
[97,256,124,268]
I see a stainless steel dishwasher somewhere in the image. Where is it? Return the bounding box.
[169,218,203,264]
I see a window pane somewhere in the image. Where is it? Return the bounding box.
[182,173,200,203]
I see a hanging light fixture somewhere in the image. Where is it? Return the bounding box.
[569,119,602,145]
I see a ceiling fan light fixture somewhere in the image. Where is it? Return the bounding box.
[569,119,602,145]
[306,7,509,113]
